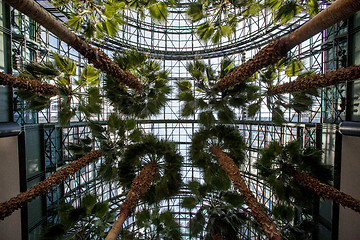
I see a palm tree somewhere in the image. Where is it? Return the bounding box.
[190,125,283,240]
[12,61,61,111]
[11,55,103,123]
[0,149,103,220]
[256,141,360,214]
[247,60,317,125]
[186,0,262,43]
[271,202,315,240]
[125,0,172,23]
[51,0,125,40]
[0,71,57,96]
[18,53,103,125]
[284,163,360,213]
[121,207,181,240]
[53,0,171,40]
[87,116,163,239]
[105,50,171,119]
[269,65,360,95]
[266,0,322,25]
[40,194,115,239]
[89,113,144,182]
[105,135,183,240]
[178,57,258,127]
[255,141,330,239]
[4,0,142,91]
[214,0,360,91]
[188,0,326,43]
[210,145,283,240]
[181,181,248,240]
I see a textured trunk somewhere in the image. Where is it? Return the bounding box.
[270,65,360,95]
[4,0,142,91]
[214,0,360,91]
[284,0,360,49]
[105,161,158,240]
[213,40,288,91]
[214,39,287,91]
[210,146,283,240]
[0,149,103,220]
[0,72,58,96]
[284,164,360,213]
[105,209,130,240]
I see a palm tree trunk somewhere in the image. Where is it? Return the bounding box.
[214,0,360,91]
[0,72,58,96]
[105,161,158,240]
[284,0,360,50]
[4,0,142,91]
[210,145,283,240]
[0,149,103,220]
[213,39,288,91]
[283,164,360,213]
[269,65,360,95]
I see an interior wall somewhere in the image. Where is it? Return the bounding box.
[338,135,360,239]
[0,136,21,240]
[318,124,337,238]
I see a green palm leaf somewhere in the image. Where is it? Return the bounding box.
[307,0,319,17]
[187,2,205,22]
[105,50,171,118]
[274,1,302,24]
[197,22,215,41]
[149,1,168,22]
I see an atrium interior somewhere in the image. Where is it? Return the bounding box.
[0,0,360,239]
